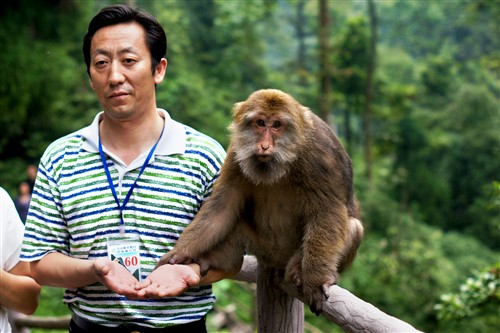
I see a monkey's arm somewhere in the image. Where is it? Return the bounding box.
[157,211,246,275]
[293,202,353,315]
[157,163,246,272]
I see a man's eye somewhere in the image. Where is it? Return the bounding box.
[124,58,137,65]
[95,60,107,67]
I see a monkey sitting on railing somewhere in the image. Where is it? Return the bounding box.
[158,89,364,315]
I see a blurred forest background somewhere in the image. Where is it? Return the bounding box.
[0,0,498,332]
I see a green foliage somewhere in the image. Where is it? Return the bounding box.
[380,0,500,61]
[435,266,500,321]
[334,16,370,96]
[441,84,500,243]
[465,181,500,250]
[391,113,453,228]
[347,182,499,332]
[420,55,456,98]
[0,158,33,196]
[346,213,451,329]
[434,265,500,332]
[33,287,69,317]
[31,287,69,333]
[0,0,95,164]
[209,280,256,327]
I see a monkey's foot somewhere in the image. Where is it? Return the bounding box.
[304,284,330,316]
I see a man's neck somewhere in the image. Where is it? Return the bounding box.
[99,110,164,166]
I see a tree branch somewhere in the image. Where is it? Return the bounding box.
[233,256,424,333]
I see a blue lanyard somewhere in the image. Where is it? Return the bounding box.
[98,126,164,231]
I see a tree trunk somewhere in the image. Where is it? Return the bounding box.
[364,0,378,184]
[295,0,308,86]
[257,263,304,332]
[318,0,334,130]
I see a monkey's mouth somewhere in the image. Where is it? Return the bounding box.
[254,156,277,171]
[256,154,272,163]
[255,147,273,160]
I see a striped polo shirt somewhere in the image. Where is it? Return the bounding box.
[21,109,226,328]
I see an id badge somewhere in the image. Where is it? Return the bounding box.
[107,236,142,281]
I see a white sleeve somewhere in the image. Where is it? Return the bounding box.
[0,187,24,271]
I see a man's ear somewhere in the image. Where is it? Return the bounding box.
[154,58,168,84]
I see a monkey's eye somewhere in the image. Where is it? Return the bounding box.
[256,119,266,127]
[272,121,282,129]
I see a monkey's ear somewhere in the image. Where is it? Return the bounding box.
[231,102,244,116]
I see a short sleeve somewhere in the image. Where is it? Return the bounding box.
[0,187,24,271]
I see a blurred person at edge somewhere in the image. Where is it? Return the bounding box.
[14,181,31,223]
[0,187,41,332]
[25,165,37,194]
[20,4,236,333]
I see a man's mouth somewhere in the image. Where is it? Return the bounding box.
[109,91,128,98]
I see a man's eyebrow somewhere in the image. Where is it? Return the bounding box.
[92,47,139,57]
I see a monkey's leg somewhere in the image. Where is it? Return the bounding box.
[337,217,364,273]
[284,247,304,288]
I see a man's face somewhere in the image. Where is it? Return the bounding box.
[89,22,166,120]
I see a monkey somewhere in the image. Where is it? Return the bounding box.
[158,89,364,315]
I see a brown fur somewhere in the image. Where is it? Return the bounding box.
[158,89,363,315]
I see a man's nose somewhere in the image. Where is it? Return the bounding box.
[109,62,125,85]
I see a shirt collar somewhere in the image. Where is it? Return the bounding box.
[80,109,186,155]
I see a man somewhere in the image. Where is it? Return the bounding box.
[0,187,40,332]
[25,164,37,194]
[21,4,234,332]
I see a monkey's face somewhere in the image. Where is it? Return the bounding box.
[229,91,309,185]
[231,115,297,185]
[252,114,286,161]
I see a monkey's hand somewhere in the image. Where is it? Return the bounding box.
[157,250,211,277]
[157,250,194,268]
[285,259,336,315]
[285,254,332,315]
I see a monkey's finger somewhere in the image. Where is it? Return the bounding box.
[321,284,330,298]
[168,254,192,265]
[310,304,322,316]
[199,261,210,277]
[156,255,170,268]
[294,275,302,287]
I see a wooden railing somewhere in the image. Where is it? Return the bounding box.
[9,312,70,333]
[234,256,424,333]
[11,255,424,333]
